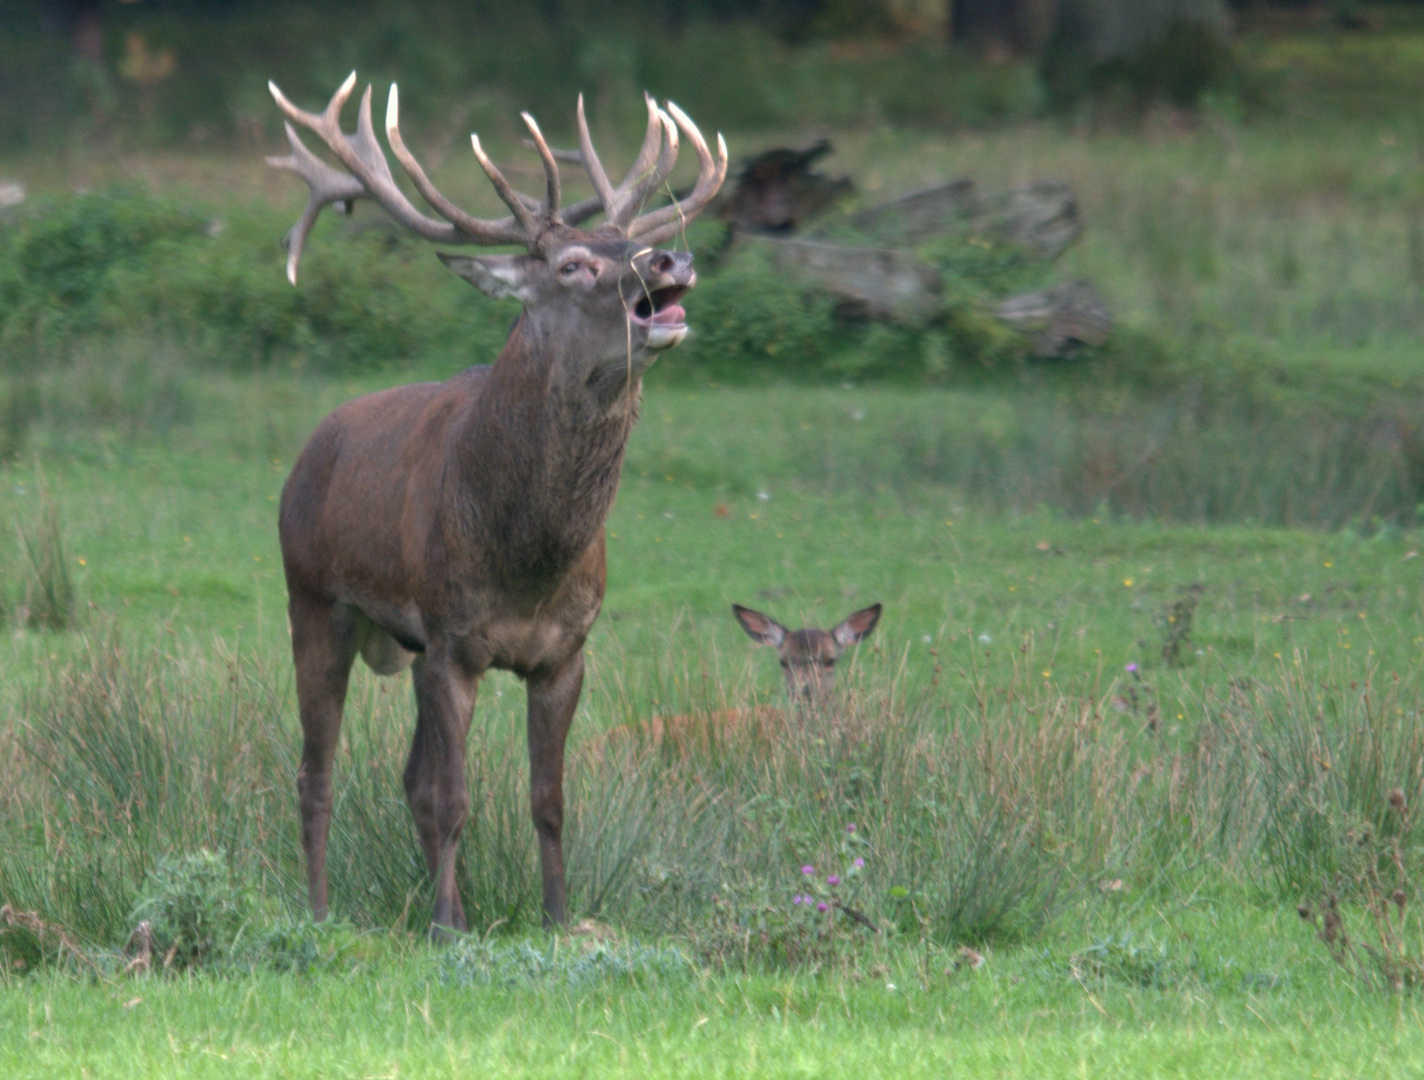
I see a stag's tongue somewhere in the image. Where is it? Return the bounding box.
[650,304,686,326]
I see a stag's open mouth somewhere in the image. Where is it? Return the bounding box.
[630,285,689,328]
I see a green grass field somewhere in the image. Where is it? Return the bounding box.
[6,908,1424,1080]
[4,375,1424,1075]
[6,16,1424,1077]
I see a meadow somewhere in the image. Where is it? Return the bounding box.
[4,15,1424,1077]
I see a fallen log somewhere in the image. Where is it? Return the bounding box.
[996,281,1113,357]
[752,235,943,325]
[840,178,1082,258]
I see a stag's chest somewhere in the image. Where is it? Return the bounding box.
[437,536,606,678]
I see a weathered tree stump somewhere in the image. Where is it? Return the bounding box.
[715,139,854,236]
[996,281,1113,357]
[753,235,944,324]
[710,151,1108,355]
[841,178,1081,257]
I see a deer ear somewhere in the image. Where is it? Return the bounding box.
[438,253,533,301]
[832,603,882,648]
[733,604,787,648]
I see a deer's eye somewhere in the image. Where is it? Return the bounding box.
[822,659,836,668]
[559,261,582,276]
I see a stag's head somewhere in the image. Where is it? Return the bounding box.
[267,76,726,378]
[733,603,883,703]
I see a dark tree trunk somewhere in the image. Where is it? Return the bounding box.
[951,0,1059,55]
[49,0,105,63]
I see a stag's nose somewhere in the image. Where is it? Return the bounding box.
[647,249,694,280]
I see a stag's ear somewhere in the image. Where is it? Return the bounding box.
[733,604,788,648]
[831,603,882,648]
[438,253,534,301]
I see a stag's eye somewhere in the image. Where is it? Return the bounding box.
[559,261,581,276]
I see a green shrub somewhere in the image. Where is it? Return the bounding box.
[441,935,695,988]
[1068,933,1198,991]
[0,188,1060,385]
[129,848,250,971]
[0,188,500,375]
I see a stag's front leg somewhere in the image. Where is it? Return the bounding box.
[404,651,478,936]
[526,651,584,927]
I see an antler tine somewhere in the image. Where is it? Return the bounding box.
[525,142,583,165]
[562,93,671,229]
[612,109,680,229]
[627,101,728,244]
[271,78,454,244]
[266,121,366,285]
[268,76,541,283]
[470,133,540,233]
[520,112,562,218]
[607,93,669,224]
[384,84,529,247]
[541,93,674,229]
[268,70,357,140]
[575,94,616,213]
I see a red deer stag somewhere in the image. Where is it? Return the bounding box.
[266,73,726,933]
[589,603,883,760]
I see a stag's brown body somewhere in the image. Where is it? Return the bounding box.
[267,73,725,932]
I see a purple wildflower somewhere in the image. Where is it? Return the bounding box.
[792,895,803,906]
[846,823,857,833]
[816,902,829,913]
[853,857,865,869]
[1126,662,1138,674]
[827,875,841,886]
[801,865,814,875]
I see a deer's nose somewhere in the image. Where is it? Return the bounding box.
[648,250,693,278]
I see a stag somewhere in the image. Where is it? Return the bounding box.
[266,73,726,932]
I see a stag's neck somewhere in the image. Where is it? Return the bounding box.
[452,317,640,584]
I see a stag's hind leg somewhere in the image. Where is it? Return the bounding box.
[404,651,479,935]
[289,594,361,922]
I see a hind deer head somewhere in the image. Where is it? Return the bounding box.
[732,602,883,702]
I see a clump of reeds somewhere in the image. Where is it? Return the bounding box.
[5,623,1424,974]
[14,473,75,631]
[1298,787,1424,993]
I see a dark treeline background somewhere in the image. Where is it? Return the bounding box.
[2,0,1412,151]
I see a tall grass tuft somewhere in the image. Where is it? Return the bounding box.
[5,624,1424,961]
[1246,664,1424,897]
[4,634,295,940]
[15,473,75,631]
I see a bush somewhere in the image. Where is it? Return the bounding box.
[129,849,250,971]
[0,187,1058,386]
[0,187,498,375]
[441,934,695,988]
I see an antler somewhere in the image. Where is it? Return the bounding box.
[268,73,540,283]
[570,93,728,243]
[624,102,728,246]
[267,75,727,283]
